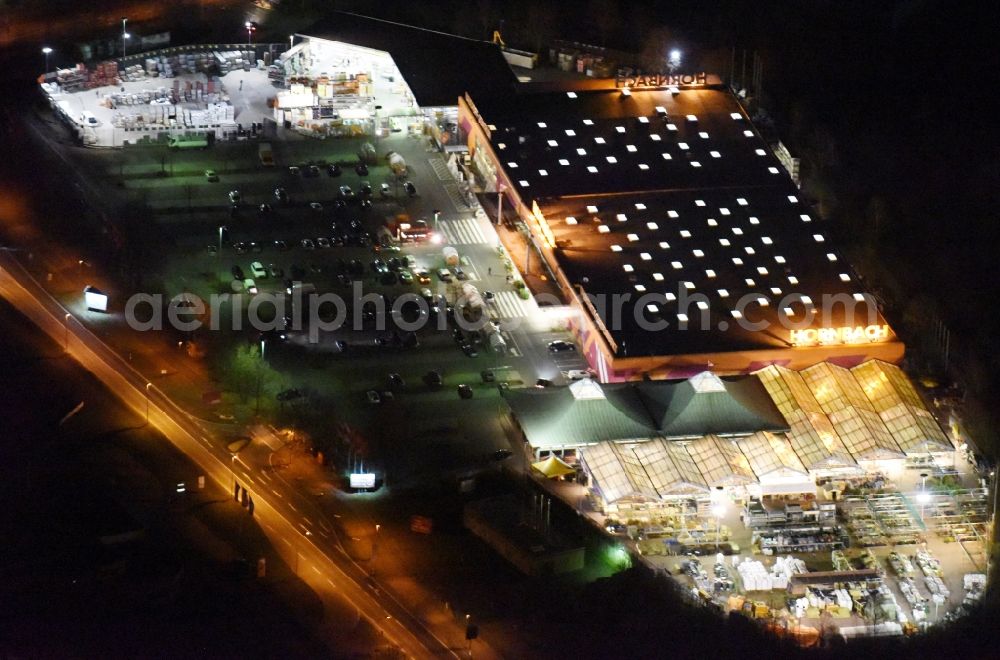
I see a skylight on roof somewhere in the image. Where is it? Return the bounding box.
[587,205,599,213]
[587,165,598,173]
[768,167,780,174]
[695,199,706,207]
[538,169,548,176]
[743,130,754,137]
[606,156,618,163]
[668,210,679,218]
[755,148,767,156]
[627,233,639,241]
[720,208,731,216]
[537,122,547,128]
[699,132,709,139]
[615,126,625,133]
[566,92,577,98]
[661,153,672,160]
[840,273,851,282]
[667,123,678,131]
[598,225,610,233]
[671,261,683,269]
[638,116,649,124]
[547,139,558,147]
[686,114,698,121]
[577,148,587,156]
[762,236,773,245]
[693,249,704,257]
[647,222,658,230]
[678,142,689,150]
[650,134,662,141]
[658,241,670,249]
[737,198,748,206]
[719,289,730,298]
[566,216,577,225]
[691,161,702,168]
[565,129,576,136]
[623,264,634,272]
[706,269,716,278]
[653,272,665,281]
[826,253,837,262]
[710,151,721,158]
[617,213,628,222]
[680,229,692,238]
[508,162,518,168]
[583,119,594,125]
[813,234,825,242]
[610,244,622,252]
[800,214,811,222]
[626,144,637,152]
[730,112,743,120]
[707,218,718,227]
[640,252,652,261]
[594,137,606,144]
[559,158,570,166]
[519,180,529,186]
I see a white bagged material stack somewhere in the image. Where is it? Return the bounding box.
[738,560,771,591]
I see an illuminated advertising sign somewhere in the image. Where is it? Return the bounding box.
[615,72,709,89]
[790,324,891,347]
[84,286,108,312]
[349,473,376,489]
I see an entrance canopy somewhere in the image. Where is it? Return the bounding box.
[532,455,575,478]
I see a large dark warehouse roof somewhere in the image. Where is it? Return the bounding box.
[303,12,518,108]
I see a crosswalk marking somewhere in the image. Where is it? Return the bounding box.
[442,183,471,212]
[491,290,535,319]
[428,157,454,181]
[439,217,490,245]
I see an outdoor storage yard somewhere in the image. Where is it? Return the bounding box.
[621,461,990,637]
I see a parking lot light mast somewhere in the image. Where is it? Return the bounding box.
[122,18,129,58]
[42,47,53,74]
[144,382,152,424]
[245,22,254,48]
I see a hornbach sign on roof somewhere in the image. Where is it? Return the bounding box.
[615,72,709,89]
[790,325,892,347]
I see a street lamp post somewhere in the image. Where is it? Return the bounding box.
[42,47,53,74]
[144,382,152,424]
[917,472,930,521]
[63,312,72,351]
[218,225,226,253]
[245,22,255,49]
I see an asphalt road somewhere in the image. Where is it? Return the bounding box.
[0,251,471,659]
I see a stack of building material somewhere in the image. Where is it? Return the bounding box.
[737,560,772,591]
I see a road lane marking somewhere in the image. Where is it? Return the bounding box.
[271,488,283,498]
[303,517,313,525]
[288,502,298,512]
[311,565,321,575]
[241,471,255,484]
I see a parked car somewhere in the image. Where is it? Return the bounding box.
[301,238,316,250]
[228,190,241,204]
[250,261,267,278]
[274,186,288,202]
[356,163,368,176]
[461,343,479,358]
[274,239,289,251]
[371,259,388,274]
[424,370,443,388]
[231,265,245,280]
[547,340,576,353]
[380,182,391,197]
[258,203,272,215]
[339,185,355,201]
[316,237,331,249]
[457,384,473,399]
[233,242,248,254]
[327,163,342,177]
[309,202,323,212]
[436,268,453,282]
[204,169,218,182]
[366,390,381,405]
[453,267,468,281]
[307,165,321,177]
[388,373,405,391]
[565,369,592,380]
[360,182,372,197]
[288,165,300,176]
[398,270,413,284]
